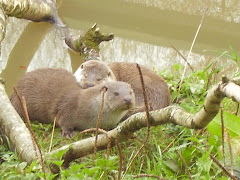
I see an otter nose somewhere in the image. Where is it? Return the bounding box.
[87,83,94,87]
[124,97,132,105]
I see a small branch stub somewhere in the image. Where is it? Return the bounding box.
[65,23,114,60]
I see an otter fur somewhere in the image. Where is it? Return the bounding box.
[74,61,170,111]
[10,68,135,138]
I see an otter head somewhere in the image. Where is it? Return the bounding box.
[98,81,135,129]
[103,81,135,111]
[74,60,116,89]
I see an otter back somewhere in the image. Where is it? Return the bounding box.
[10,68,79,124]
[109,62,170,110]
[10,68,135,138]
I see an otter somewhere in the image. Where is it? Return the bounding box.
[10,68,135,138]
[74,60,116,89]
[74,60,170,110]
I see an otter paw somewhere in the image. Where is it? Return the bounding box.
[62,129,75,139]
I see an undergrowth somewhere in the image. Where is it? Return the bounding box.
[1,48,240,179]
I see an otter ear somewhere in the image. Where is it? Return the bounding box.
[80,64,84,69]
[108,71,111,77]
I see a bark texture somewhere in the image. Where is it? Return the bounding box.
[0,79,40,164]
[0,4,6,43]
[1,0,54,22]
[64,23,114,60]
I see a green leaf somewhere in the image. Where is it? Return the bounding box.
[50,147,70,160]
[70,163,85,173]
[163,159,179,173]
[61,169,70,177]
[207,111,240,137]
[173,64,182,71]
[52,160,64,167]
[196,151,212,175]
[185,137,199,142]
[38,173,57,180]
[18,162,27,170]
[229,45,239,62]
[207,66,223,78]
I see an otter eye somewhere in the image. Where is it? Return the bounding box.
[114,92,119,96]
[108,72,111,76]
[80,64,84,69]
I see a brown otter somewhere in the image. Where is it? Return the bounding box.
[74,60,170,110]
[74,60,116,89]
[10,68,135,138]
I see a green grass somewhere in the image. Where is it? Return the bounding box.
[1,49,240,179]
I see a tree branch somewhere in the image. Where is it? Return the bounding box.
[0,62,240,169]
[0,79,40,164]
[46,76,239,166]
[0,0,114,60]
[64,23,114,60]
[1,0,54,22]
[0,4,6,43]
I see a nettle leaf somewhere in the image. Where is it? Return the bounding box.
[208,111,240,137]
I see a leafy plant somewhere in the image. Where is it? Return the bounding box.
[1,52,240,179]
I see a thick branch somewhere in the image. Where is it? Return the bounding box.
[47,77,237,165]
[0,4,6,43]
[0,79,39,164]
[1,0,55,22]
[1,0,114,60]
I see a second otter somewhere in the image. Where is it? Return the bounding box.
[10,68,135,138]
[74,60,170,110]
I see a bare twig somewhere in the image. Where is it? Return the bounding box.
[178,8,207,96]
[136,63,151,140]
[14,88,38,157]
[196,145,237,180]
[210,154,237,180]
[49,117,56,153]
[226,132,234,175]
[95,88,107,156]
[220,107,226,167]
[122,64,151,179]
[115,140,123,180]
[14,88,46,180]
[176,150,193,180]
[171,46,194,71]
